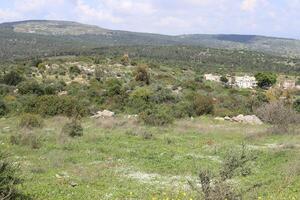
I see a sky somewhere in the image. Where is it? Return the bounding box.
[0,0,299,39]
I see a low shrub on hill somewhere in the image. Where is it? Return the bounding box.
[139,105,174,126]
[0,99,8,116]
[0,151,24,199]
[193,94,214,116]
[256,101,300,134]
[134,65,150,85]
[19,113,43,129]
[21,95,87,117]
[62,119,83,137]
[1,71,23,86]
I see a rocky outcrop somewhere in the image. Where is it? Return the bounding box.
[226,114,263,125]
[91,110,115,118]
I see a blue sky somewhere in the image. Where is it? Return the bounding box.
[0,0,299,39]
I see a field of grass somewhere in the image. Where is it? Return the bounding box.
[0,116,299,200]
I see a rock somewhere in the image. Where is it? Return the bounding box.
[91,110,115,118]
[127,114,138,119]
[214,117,225,121]
[70,181,78,187]
[55,172,69,179]
[231,115,263,125]
[224,116,231,121]
[58,91,68,96]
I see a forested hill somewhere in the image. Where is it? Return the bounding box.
[1,20,300,60]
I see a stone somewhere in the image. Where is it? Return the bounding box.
[70,182,78,187]
[231,115,263,125]
[91,110,115,118]
[214,117,225,121]
[224,116,231,121]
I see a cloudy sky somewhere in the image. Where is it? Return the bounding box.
[0,0,299,39]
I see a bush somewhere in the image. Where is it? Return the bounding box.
[10,130,42,149]
[256,101,300,134]
[0,99,8,116]
[105,78,122,96]
[1,71,23,86]
[69,66,81,75]
[134,65,150,85]
[62,120,83,137]
[17,80,44,95]
[0,151,23,199]
[19,113,43,129]
[294,99,300,113]
[193,94,214,116]
[23,95,87,117]
[0,84,11,96]
[189,145,254,200]
[255,72,277,89]
[139,105,174,126]
[127,87,153,113]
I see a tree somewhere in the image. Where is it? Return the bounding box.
[255,72,277,89]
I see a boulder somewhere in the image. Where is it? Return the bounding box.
[91,110,115,118]
[231,114,263,125]
[214,117,225,121]
[224,116,231,121]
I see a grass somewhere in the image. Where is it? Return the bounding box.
[0,116,299,199]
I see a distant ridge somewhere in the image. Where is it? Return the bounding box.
[1,20,300,60]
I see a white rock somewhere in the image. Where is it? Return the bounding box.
[91,110,115,118]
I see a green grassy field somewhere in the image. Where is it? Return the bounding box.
[0,116,299,200]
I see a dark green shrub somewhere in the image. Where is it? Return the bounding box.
[193,94,214,116]
[255,72,277,88]
[172,101,194,118]
[105,78,122,96]
[1,71,23,86]
[139,105,174,126]
[0,99,8,116]
[34,95,87,117]
[19,113,43,129]
[0,84,10,96]
[0,151,23,199]
[69,66,81,75]
[220,75,229,83]
[21,95,87,117]
[294,99,300,113]
[18,80,44,95]
[62,120,83,137]
[127,87,153,113]
[150,87,176,104]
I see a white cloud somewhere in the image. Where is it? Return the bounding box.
[105,0,157,15]
[75,0,122,24]
[241,0,258,11]
[0,9,20,21]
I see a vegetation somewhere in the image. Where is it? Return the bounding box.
[19,113,44,129]
[255,72,277,88]
[61,119,83,137]
[0,21,299,199]
[0,150,30,199]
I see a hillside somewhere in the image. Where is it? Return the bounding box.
[1,20,300,61]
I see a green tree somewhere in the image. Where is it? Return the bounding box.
[255,72,277,88]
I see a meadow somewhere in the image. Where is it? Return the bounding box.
[0,115,299,199]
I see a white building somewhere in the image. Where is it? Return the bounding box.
[204,74,257,89]
[234,75,257,89]
[204,74,221,82]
